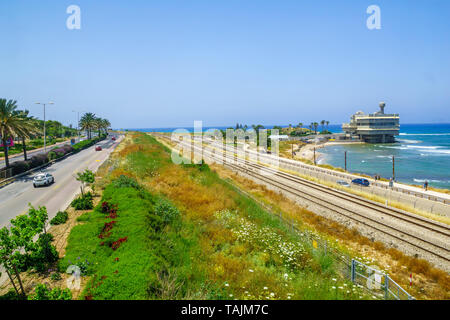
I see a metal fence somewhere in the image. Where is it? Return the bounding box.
[227,179,415,300]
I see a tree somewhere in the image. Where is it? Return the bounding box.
[326,121,330,130]
[0,205,49,297]
[320,120,325,132]
[0,99,35,167]
[79,113,96,139]
[76,169,95,195]
[16,110,40,161]
[313,122,319,134]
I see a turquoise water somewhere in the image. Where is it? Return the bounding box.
[320,124,450,190]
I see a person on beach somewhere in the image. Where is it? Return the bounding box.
[389,178,393,189]
[424,180,428,191]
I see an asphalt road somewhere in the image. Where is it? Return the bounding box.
[0,135,122,228]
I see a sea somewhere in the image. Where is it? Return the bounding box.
[127,123,450,190]
[320,124,450,190]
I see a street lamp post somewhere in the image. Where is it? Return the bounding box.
[35,101,54,153]
[72,110,80,141]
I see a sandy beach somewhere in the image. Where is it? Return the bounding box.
[293,141,364,164]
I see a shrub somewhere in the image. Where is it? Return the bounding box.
[47,151,58,161]
[154,199,180,225]
[28,284,72,300]
[50,272,62,281]
[111,175,142,190]
[71,192,94,210]
[30,153,49,167]
[30,233,59,273]
[50,211,69,225]
[10,160,30,175]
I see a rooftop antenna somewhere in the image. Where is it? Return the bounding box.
[379,102,386,114]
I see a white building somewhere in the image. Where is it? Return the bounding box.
[342,102,400,143]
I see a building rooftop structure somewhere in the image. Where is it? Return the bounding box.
[342,102,400,143]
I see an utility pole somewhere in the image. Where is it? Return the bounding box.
[73,110,84,142]
[345,151,347,171]
[313,147,316,165]
[35,101,54,153]
[291,142,294,159]
[392,155,395,181]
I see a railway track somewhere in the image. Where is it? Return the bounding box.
[154,134,450,268]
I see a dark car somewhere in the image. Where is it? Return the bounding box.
[95,146,102,151]
[352,178,370,187]
[112,136,116,141]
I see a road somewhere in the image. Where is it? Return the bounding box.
[0,138,82,168]
[0,135,122,228]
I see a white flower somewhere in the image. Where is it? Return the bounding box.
[270,293,275,297]
[225,283,229,287]
[249,269,254,273]
[263,287,268,290]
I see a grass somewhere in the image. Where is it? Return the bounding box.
[62,132,371,300]
[208,162,450,300]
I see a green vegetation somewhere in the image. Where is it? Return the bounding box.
[76,169,95,195]
[27,284,72,300]
[71,192,94,210]
[50,211,69,226]
[61,132,368,300]
[0,205,58,297]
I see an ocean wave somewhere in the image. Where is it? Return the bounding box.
[396,139,421,144]
[380,146,409,150]
[413,179,448,183]
[400,133,450,136]
[406,145,439,150]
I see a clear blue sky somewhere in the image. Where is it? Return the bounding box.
[1,0,449,129]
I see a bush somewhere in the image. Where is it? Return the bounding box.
[71,192,94,210]
[50,211,69,225]
[154,199,180,225]
[10,160,30,175]
[111,175,142,190]
[30,233,59,273]
[50,272,62,281]
[47,151,58,161]
[28,284,72,300]
[29,153,49,167]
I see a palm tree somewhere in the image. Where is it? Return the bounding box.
[320,120,325,132]
[326,121,330,130]
[0,99,35,167]
[16,110,40,161]
[102,119,111,134]
[79,113,96,139]
[313,122,319,135]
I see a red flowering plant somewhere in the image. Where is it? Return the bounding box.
[111,237,128,250]
[101,201,118,218]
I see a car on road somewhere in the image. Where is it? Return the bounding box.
[111,136,116,141]
[351,178,370,187]
[337,180,351,187]
[95,145,102,151]
[33,173,54,188]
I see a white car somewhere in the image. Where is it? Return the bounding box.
[33,173,55,187]
[337,180,351,187]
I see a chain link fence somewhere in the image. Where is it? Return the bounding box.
[228,178,415,300]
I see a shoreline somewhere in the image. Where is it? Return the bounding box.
[294,141,363,164]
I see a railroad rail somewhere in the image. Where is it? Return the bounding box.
[155,133,450,268]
